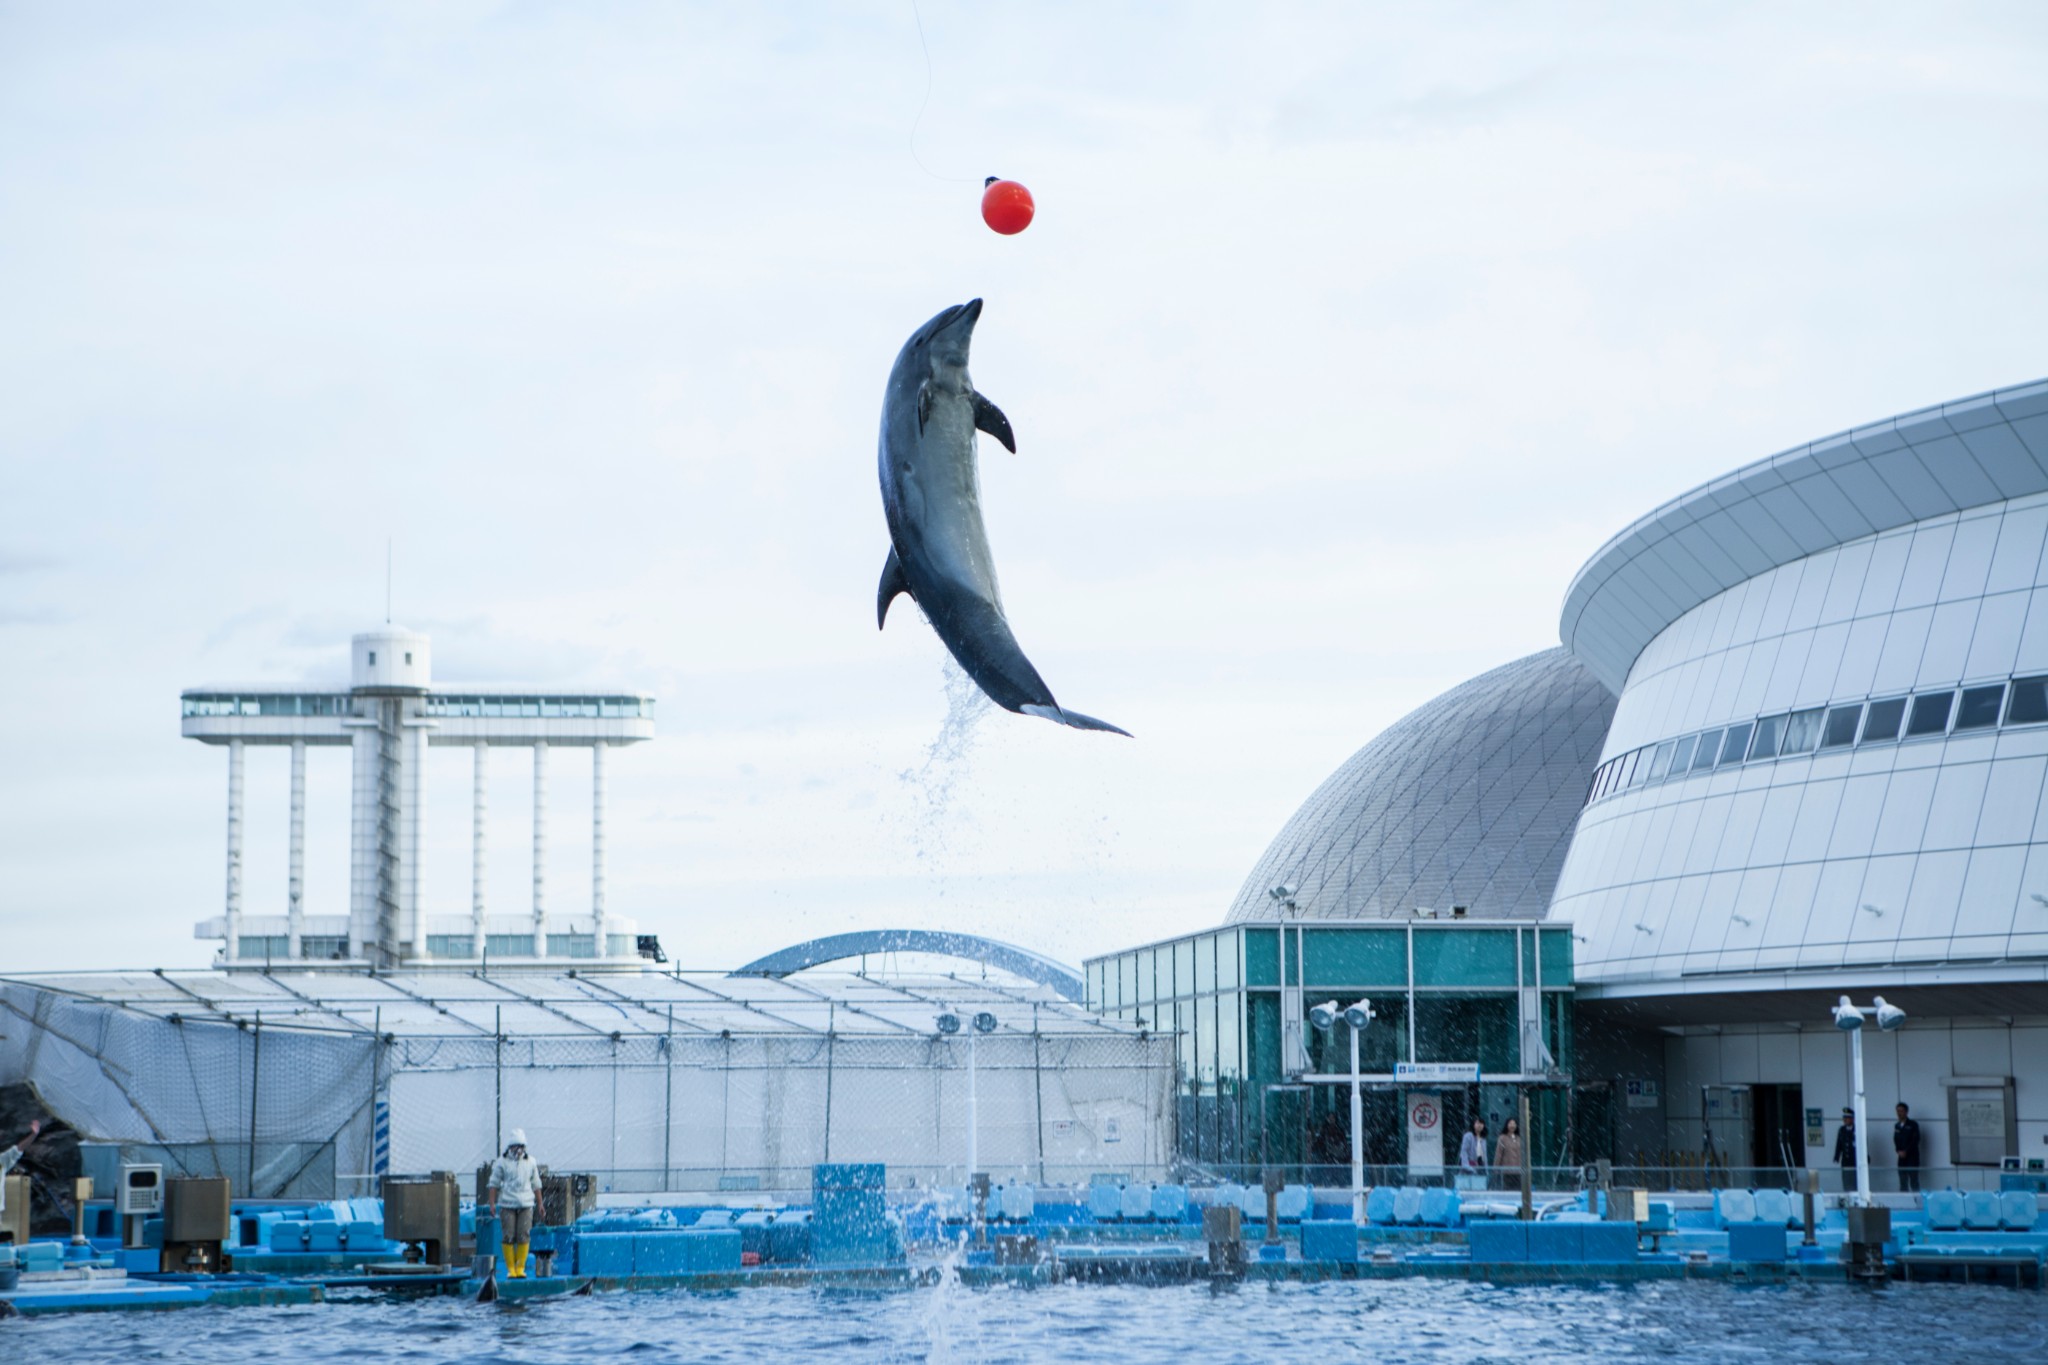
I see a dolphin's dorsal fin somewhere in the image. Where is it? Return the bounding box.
[877,547,912,628]
[971,392,1016,453]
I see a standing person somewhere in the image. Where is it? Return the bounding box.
[1496,1118,1524,1192]
[1894,1102,1923,1193]
[0,1120,41,1242]
[1459,1118,1488,1183]
[487,1129,541,1279]
[1832,1108,1858,1194]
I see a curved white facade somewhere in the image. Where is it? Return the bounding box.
[1554,379,2048,987]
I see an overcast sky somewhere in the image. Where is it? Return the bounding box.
[2,2,2044,975]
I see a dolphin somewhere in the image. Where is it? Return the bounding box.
[876,299,1129,736]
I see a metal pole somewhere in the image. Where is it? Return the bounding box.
[1033,1006,1046,1185]
[494,1004,503,1155]
[248,1012,261,1195]
[823,1003,835,1164]
[967,1032,979,1180]
[1348,1022,1364,1223]
[664,1006,675,1194]
[1850,1024,1870,1206]
[372,1005,383,1194]
[1519,1089,1534,1221]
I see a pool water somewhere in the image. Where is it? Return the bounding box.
[9,1277,2047,1363]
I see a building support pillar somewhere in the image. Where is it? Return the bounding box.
[287,739,306,959]
[407,718,427,961]
[224,738,244,963]
[472,742,488,960]
[592,740,608,959]
[532,740,548,958]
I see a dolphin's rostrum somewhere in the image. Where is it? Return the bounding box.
[876,299,1128,737]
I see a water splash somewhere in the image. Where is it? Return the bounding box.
[897,657,994,863]
[914,1233,974,1365]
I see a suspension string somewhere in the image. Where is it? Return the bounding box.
[908,0,979,183]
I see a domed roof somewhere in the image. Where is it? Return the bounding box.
[1227,648,1615,923]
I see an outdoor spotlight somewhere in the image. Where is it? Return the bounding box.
[1873,996,1907,1032]
[1342,999,1375,1031]
[1268,884,1298,902]
[1308,1000,1340,1031]
[1831,995,1864,1032]
[936,1013,961,1035]
[972,1011,998,1034]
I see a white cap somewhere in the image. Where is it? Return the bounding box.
[509,1128,528,1146]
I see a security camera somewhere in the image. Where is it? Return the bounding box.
[1308,1001,1339,1032]
[1873,996,1907,1032]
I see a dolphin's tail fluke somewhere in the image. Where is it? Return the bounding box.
[1021,703,1132,738]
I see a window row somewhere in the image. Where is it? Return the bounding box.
[182,693,354,718]
[426,695,651,720]
[1586,674,2048,806]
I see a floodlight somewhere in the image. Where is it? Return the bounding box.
[936,1013,961,1035]
[1342,999,1375,1031]
[1268,884,1298,902]
[1873,996,1906,1032]
[1831,995,1864,1032]
[972,1011,998,1034]
[1308,1000,1339,1032]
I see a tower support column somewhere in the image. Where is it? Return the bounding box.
[407,716,427,960]
[472,742,488,959]
[592,741,608,959]
[287,739,306,958]
[225,738,245,963]
[532,740,548,958]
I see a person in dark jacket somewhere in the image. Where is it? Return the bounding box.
[1832,1108,1859,1193]
[1894,1102,1923,1192]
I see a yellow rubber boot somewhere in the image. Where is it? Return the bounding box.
[509,1244,526,1278]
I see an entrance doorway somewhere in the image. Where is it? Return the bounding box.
[1751,1083,1803,1174]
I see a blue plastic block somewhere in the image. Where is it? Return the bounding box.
[18,1242,64,1273]
[1925,1189,1965,1229]
[1467,1221,1529,1263]
[693,1209,733,1229]
[342,1219,384,1247]
[1420,1187,1460,1227]
[1088,1184,1123,1221]
[576,1231,635,1276]
[1392,1187,1424,1225]
[1300,1220,1359,1264]
[1276,1185,1310,1222]
[1752,1189,1794,1226]
[306,1225,344,1253]
[1726,1222,1785,1263]
[1255,1242,1288,1263]
[1581,1222,1640,1263]
[813,1163,885,1191]
[999,1184,1036,1222]
[1150,1184,1188,1222]
[268,1221,312,1252]
[1964,1190,2003,1229]
[1525,1221,1581,1262]
[1713,1189,1757,1227]
[765,1214,812,1264]
[2000,1190,2040,1229]
[1364,1187,1397,1225]
[474,1212,502,1261]
[1121,1183,1154,1220]
[141,1217,163,1249]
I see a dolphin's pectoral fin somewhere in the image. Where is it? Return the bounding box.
[1021,703,1131,737]
[877,547,912,629]
[917,383,932,434]
[971,392,1016,453]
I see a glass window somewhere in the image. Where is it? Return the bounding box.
[1410,930,1517,987]
[1175,938,1197,995]
[1136,948,1157,1004]
[1119,954,1138,1007]
[1748,714,1784,760]
[1537,929,1572,984]
[1781,708,1825,754]
[1861,697,1907,744]
[1956,684,2004,730]
[1906,691,1955,737]
[1717,722,1753,766]
[1246,992,1282,1079]
[1820,705,1862,748]
[1668,734,1699,775]
[1240,931,1276,987]
[1301,928,1407,987]
[1216,932,1240,991]
[1647,740,1677,779]
[1195,934,1216,993]
[1087,961,1104,1009]
[1691,729,1724,772]
[2008,677,2048,726]
[1616,749,1641,787]
[1412,995,1518,1075]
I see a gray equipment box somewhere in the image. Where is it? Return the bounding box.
[383,1172,460,1267]
[161,1177,232,1273]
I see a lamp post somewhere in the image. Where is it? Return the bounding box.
[1311,997,1375,1223]
[1829,995,1906,1206]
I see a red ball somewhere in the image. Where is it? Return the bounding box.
[981,178,1035,235]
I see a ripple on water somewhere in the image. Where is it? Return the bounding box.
[6,1278,2048,1364]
